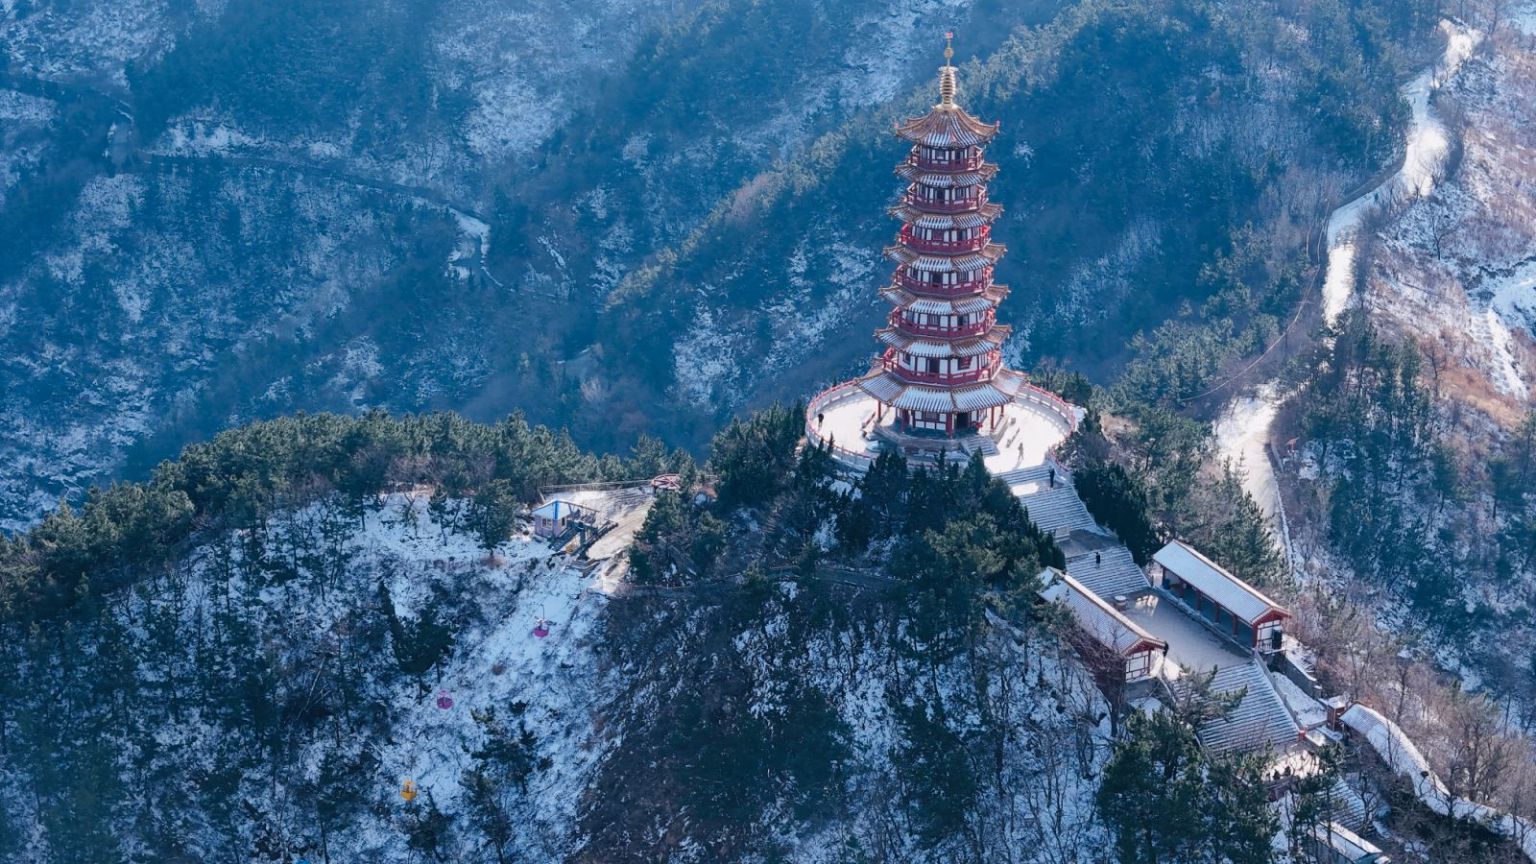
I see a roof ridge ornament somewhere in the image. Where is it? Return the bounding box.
[939,32,957,109]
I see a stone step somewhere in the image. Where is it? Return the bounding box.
[1186,659,1301,755]
[996,462,1070,489]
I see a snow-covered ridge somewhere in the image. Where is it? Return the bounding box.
[1360,17,1536,406]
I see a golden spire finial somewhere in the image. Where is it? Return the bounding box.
[938,31,957,108]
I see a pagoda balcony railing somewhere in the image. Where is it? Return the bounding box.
[904,191,986,213]
[889,310,994,338]
[907,153,985,172]
[882,355,998,386]
[899,225,989,254]
[894,270,994,296]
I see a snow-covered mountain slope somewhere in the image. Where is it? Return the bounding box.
[0,492,1111,862]
[0,0,1444,533]
[0,0,1004,529]
[1363,21,1536,423]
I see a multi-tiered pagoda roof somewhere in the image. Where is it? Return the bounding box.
[803,36,1077,471]
[852,39,1030,435]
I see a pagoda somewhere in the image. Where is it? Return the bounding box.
[856,35,1025,438]
[806,36,1077,471]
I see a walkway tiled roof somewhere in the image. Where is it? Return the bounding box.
[1153,539,1288,625]
[1040,567,1165,656]
[1325,778,1370,833]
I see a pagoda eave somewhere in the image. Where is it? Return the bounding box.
[876,325,1012,356]
[894,164,1000,186]
[879,283,1011,314]
[883,243,1006,269]
[890,202,1003,225]
[857,368,1028,412]
[894,107,1001,148]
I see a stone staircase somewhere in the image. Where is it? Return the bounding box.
[1016,485,1099,538]
[1065,544,1149,598]
[995,461,1072,489]
[956,433,1000,457]
[1183,659,1302,756]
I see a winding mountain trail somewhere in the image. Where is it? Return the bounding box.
[1213,20,1480,547]
[138,152,503,287]
[1321,21,1480,325]
[0,70,505,290]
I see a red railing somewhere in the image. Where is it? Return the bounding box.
[904,190,987,212]
[899,225,989,254]
[907,153,985,172]
[888,309,993,338]
[881,352,999,385]
[894,269,994,296]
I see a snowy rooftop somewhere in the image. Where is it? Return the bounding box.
[1152,539,1288,625]
[530,499,593,520]
[1343,701,1536,862]
[1309,822,1387,862]
[1041,568,1165,656]
[1188,660,1303,756]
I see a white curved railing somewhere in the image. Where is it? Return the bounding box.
[1343,702,1536,863]
[805,381,877,471]
[1016,382,1081,434]
[805,378,1081,473]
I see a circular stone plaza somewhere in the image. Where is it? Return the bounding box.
[804,40,1081,475]
[806,380,1079,474]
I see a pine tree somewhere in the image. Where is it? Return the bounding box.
[1098,710,1277,864]
[466,479,520,561]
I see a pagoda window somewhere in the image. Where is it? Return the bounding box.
[914,412,946,431]
[959,356,974,370]
[926,358,941,374]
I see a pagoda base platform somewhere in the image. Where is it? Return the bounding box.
[805,380,1079,474]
